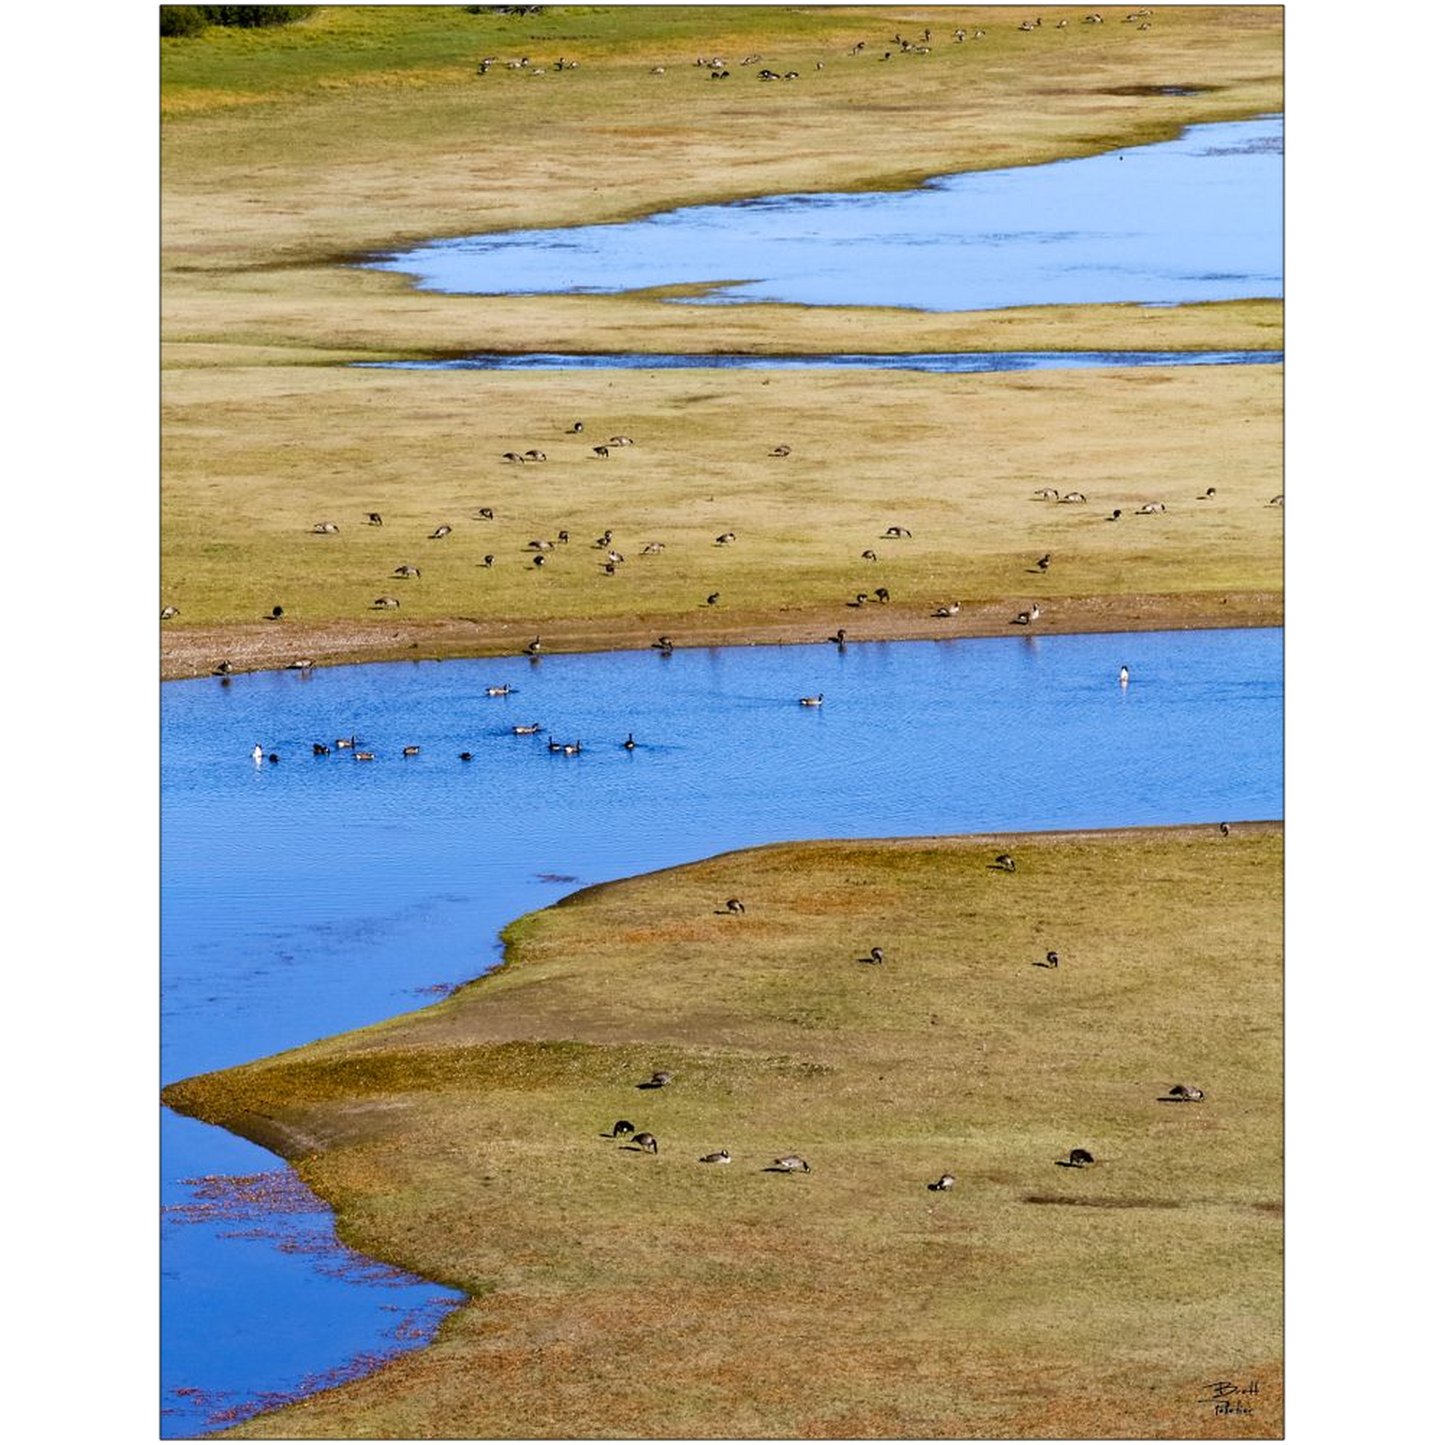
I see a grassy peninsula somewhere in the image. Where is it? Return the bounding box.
[166,823,1284,1438]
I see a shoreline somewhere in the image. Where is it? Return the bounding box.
[160,591,1283,681]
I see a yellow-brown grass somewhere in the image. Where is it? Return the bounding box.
[167,824,1283,1438]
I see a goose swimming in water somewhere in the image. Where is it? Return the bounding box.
[699,1149,732,1164]
[1119,665,1129,686]
[268,753,279,764]
[928,1173,957,1191]
[459,751,473,761]
[313,743,330,755]
[402,746,420,757]
[335,736,357,750]
[563,740,583,755]
[251,744,264,763]
[354,751,376,762]
[547,737,563,753]
[799,693,824,706]
[622,733,637,750]
[513,723,541,735]
[486,685,513,696]
[633,1132,659,1153]
[652,636,674,653]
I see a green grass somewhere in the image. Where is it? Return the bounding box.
[167,824,1283,1439]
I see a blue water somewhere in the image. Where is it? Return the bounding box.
[162,629,1282,1433]
[371,115,1282,311]
[362,349,1283,373]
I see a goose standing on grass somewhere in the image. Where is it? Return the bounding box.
[1033,488,1059,500]
[1166,1084,1205,1101]
[799,693,824,707]
[641,1070,673,1089]
[716,531,736,546]
[1036,553,1051,573]
[374,596,401,609]
[1220,822,1231,837]
[928,1173,957,1191]
[933,601,960,617]
[859,946,884,965]
[1198,487,1217,500]
[633,1132,659,1153]
[476,507,495,520]
[481,555,495,568]
[393,565,421,578]
[367,512,383,526]
[161,605,179,621]
[429,525,452,539]
[312,520,340,534]
[1033,950,1060,969]
[725,898,746,915]
[1106,509,1123,521]
[771,1155,810,1173]
[524,636,542,656]
[610,1120,635,1137]
[861,549,878,562]
[1061,491,1087,504]
[994,853,1016,873]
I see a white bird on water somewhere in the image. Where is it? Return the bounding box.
[1119,665,1130,687]
[251,743,264,763]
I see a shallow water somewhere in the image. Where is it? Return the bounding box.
[372,115,1282,311]
[162,629,1281,1432]
[363,349,1283,373]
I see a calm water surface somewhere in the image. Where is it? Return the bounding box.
[364,349,1283,373]
[372,115,1282,310]
[162,630,1282,1433]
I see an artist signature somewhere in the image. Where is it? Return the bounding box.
[1198,1379,1262,1415]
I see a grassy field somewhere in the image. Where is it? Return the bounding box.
[166,823,1283,1438]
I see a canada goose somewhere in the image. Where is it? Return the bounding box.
[557,531,569,544]
[160,605,179,620]
[563,741,583,755]
[570,421,584,433]
[770,444,792,457]
[266,605,285,620]
[402,746,420,757]
[725,898,746,914]
[1219,822,1231,836]
[251,743,264,762]
[652,635,674,652]
[1107,509,1123,521]
[1137,502,1166,515]
[1033,950,1060,969]
[393,565,421,578]
[933,602,960,617]
[486,685,513,696]
[547,737,563,753]
[373,596,401,609]
[606,550,625,565]
[874,588,890,603]
[1119,665,1130,686]
[213,661,233,675]
[525,637,542,656]
[288,658,314,671]
[610,1120,635,1137]
[609,435,635,446]
[476,507,495,519]
[849,593,869,607]
[928,1174,957,1191]
[268,753,280,764]
[860,946,884,965]
[429,525,452,539]
[1198,487,1217,499]
[1060,492,1088,504]
[312,520,340,534]
[994,853,1016,872]
[828,629,847,645]
[354,751,376,762]
[502,451,524,463]
[1166,1084,1205,1101]
[1012,604,1040,626]
[1033,488,1060,500]
[642,542,665,554]
[799,694,824,706]
[367,512,383,526]
[633,1132,659,1152]
[533,555,547,567]
[481,555,495,568]
[699,1149,732,1164]
[594,530,613,548]
[771,1155,810,1173]
[523,450,547,463]
[641,1070,673,1089]
[1064,1148,1095,1167]
[1269,494,1284,506]
[335,736,357,750]
[513,723,541,735]
[883,526,912,538]
[459,751,473,761]
[592,445,610,458]
[1036,554,1051,572]
[716,532,736,545]
[861,549,878,562]
[706,592,721,606]
[650,66,665,75]
[622,733,637,750]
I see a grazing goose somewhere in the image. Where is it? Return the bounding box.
[874,587,890,603]
[429,525,452,539]
[642,542,665,554]
[486,685,513,696]
[373,596,401,609]
[1219,822,1231,837]
[160,605,179,620]
[312,520,340,534]
[715,532,736,545]
[1064,1148,1095,1167]
[502,451,524,463]
[860,946,884,965]
[861,549,878,562]
[928,1173,957,1191]
[771,1155,810,1173]
[1033,488,1060,500]
[799,693,824,707]
[459,751,473,761]
[1119,665,1129,686]
[769,445,792,457]
[883,526,912,538]
[633,1132,659,1153]
[393,565,421,578]
[994,853,1016,872]
[1137,502,1166,515]
[266,605,285,620]
[706,592,721,606]
[828,628,847,645]
[594,530,613,549]
[523,450,547,463]
[699,1149,732,1165]
[476,507,495,520]
[641,1070,673,1089]
[1166,1084,1205,1101]
[1036,553,1051,572]
[610,1120,635,1137]
[933,602,961,617]
[367,512,383,526]
[1059,492,1088,505]
[609,435,635,446]
[725,898,746,914]
[652,636,674,653]
[402,746,420,757]
[1198,487,1217,499]
[592,445,610,458]
[251,743,264,763]
[481,555,495,568]
[1033,950,1060,969]
[524,637,542,656]
[1106,509,1123,521]
[1269,494,1284,506]
[512,723,541,735]
[557,531,569,544]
